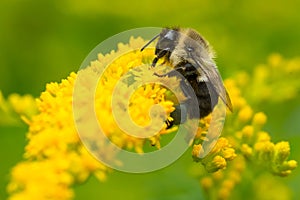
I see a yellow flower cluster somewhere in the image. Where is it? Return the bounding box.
[7,73,109,200]
[7,37,179,199]
[73,37,180,154]
[192,137,237,173]
[0,91,37,125]
[235,53,300,104]
[200,156,246,200]
[191,103,237,173]
[94,48,178,151]
[6,35,298,200]
[197,55,298,200]
[228,72,297,177]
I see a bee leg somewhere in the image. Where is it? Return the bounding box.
[151,48,169,67]
[172,103,187,124]
[166,103,188,129]
[166,118,174,129]
[152,57,159,67]
[161,76,194,128]
[153,66,185,77]
[153,71,176,77]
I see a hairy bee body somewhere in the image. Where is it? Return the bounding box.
[141,27,232,127]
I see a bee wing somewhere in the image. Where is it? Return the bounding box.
[188,53,233,111]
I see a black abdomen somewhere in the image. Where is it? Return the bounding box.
[169,63,219,126]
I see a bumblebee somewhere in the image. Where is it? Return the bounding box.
[141,27,232,127]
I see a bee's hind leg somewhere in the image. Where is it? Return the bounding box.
[165,103,188,129]
[153,67,194,100]
[153,69,178,78]
[153,66,185,77]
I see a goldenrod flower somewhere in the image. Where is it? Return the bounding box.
[6,33,298,200]
[200,156,246,200]
[7,37,180,199]
[237,53,300,103]
[252,112,267,127]
[237,105,253,122]
[0,91,37,125]
[200,177,213,191]
[197,55,299,200]
[7,71,110,200]
[193,137,237,172]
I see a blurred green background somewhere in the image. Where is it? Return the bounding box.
[1,0,300,199]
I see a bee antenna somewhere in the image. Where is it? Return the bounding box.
[140,34,159,51]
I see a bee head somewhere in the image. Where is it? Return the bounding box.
[155,28,178,55]
[140,28,179,67]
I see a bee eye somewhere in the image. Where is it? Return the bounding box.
[186,46,194,52]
